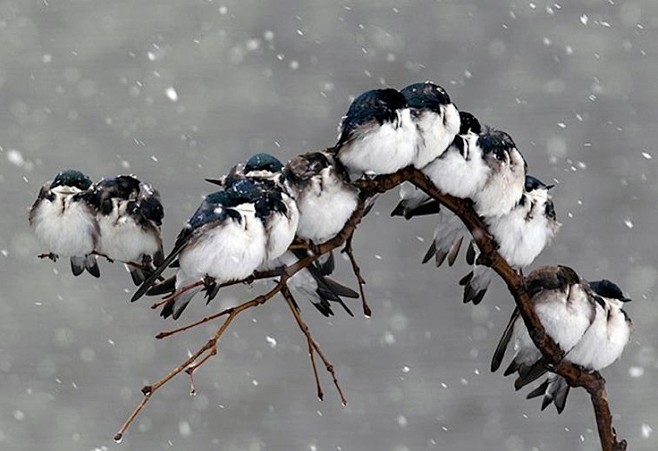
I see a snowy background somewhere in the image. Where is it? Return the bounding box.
[1,0,657,450]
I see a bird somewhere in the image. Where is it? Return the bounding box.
[332,88,417,179]
[470,126,527,218]
[459,175,560,305]
[29,169,101,277]
[132,175,299,319]
[395,122,526,221]
[399,81,461,169]
[391,111,482,220]
[524,279,632,413]
[282,151,359,246]
[91,175,164,285]
[253,151,361,316]
[205,152,285,187]
[490,265,595,389]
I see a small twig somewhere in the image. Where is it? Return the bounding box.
[281,286,324,401]
[115,282,285,441]
[185,349,217,396]
[156,306,235,339]
[281,286,347,405]
[341,232,371,317]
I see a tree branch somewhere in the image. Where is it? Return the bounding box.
[116,166,626,450]
[356,167,627,451]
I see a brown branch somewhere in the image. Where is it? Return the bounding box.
[115,280,287,442]
[357,167,627,451]
[117,165,625,450]
[115,198,369,440]
[342,232,371,317]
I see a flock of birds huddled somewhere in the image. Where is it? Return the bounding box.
[29,81,632,414]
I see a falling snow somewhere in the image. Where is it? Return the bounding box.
[3,2,655,451]
[165,87,179,102]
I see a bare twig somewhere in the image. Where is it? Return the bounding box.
[342,232,371,317]
[281,286,347,405]
[115,280,287,442]
[150,279,206,310]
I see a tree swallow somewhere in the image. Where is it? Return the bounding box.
[391,111,482,220]
[470,126,527,218]
[400,81,461,169]
[460,175,560,304]
[282,151,359,246]
[332,88,417,178]
[490,266,595,388]
[29,169,100,277]
[525,279,632,413]
[205,152,285,187]
[91,175,164,285]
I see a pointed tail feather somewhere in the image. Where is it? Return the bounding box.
[70,256,85,276]
[390,202,406,217]
[514,358,549,390]
[491,307,520,372]
[466,241,477,265]
[321,276,359,298]
[446,236,463,267]
[147,275,177,296]
[84,255,100,278]
[404,201,441,219]
[422,241,437,264]
[160,286,201,320]
[129,267,146,285]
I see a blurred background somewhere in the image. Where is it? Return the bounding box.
[1,0,656,449]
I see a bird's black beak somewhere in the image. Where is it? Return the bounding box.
[546,184,555,190]
[205,178,224,186]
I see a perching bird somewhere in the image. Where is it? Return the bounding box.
[132,177,298,319]
[269,151,361,316]
[333,88,417,178]
[29,169,100,277]
[459,175,560,305]
[282,151,359,245]
[470,126,527,218]
[91,175,164,285]
[490,265,595,388]
[524,279,632,413]
[399,81,461,169]
[281,150,359,275]
[391,111,482,220]
[205,152,285,187]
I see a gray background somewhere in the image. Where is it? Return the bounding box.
[1,0,656,450]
